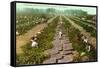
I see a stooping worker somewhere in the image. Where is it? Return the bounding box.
[83,36,88,43]
[82,36,91,52]
[30,35,38,48]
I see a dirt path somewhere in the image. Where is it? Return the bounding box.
[43,16,74,64]
[16,16,57,54]
[63,16,96,49]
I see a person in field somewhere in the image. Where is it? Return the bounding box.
[82,36,91,52]
[58,31,62,39]
[86,45,91,52]
[83,36,88,43]
[31,35,38,48]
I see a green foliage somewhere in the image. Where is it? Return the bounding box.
[63,17,96,61]
[62,17,71,28]
[16,47,49,64]
[76,16,96,26]
[70,17,96,37]
[16,14,52,35]
[16,17,58,65]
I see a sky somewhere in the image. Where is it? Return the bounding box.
[16,3,96,15]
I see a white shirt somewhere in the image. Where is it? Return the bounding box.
[84,39,88,43]
[31,41,38,47]
[59,32,62,38]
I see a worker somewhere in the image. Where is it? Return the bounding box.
[59,31,62,39]
[30,36,38,48]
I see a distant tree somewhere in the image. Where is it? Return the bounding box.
[46,8,56,14]
[64,9,87,16]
